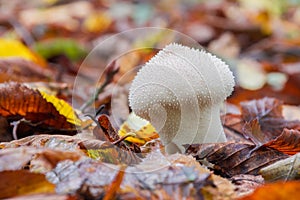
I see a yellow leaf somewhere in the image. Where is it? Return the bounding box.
[118,113,158,145]
[0,38,46,67]
[83,12,112,33]
[40,91,81,126]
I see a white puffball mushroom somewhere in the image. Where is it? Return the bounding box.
[129,43,235,154]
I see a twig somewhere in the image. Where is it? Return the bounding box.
[80,61,119,112]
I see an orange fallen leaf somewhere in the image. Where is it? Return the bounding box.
[239,181,300,200]
[264,128,300,155]
[0,170,55,199]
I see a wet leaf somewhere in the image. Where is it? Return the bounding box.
[0,170,55,199]
[185,142,288,177]
[260,152,300,182]
[239,181,300,200]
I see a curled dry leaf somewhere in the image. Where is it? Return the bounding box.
[240,97,300,144]
[185,142,288,177]
[91,114,141,164]
[260,152,300,182]
[0,170,55,199]
[0,82,80,140]
[224,98,300,156]
[264,128,300,155]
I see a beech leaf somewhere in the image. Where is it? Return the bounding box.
[264,128,300,155]
[185,142,288,177]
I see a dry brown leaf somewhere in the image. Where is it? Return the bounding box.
[223,98,300,150]
[239,181,300,200]
[0,58,51,83]
[19,1,93,31]
[0,147,36,171]
[6,194,76,200]
[0,116,12,142]
[185,142,288,177]
[94,114,142,158]
[240,97,299,141]
[264,128,300,155]
[231,174,264,198]
[0,170,55,199]
[0,146,82,173]
[0,134,141,165]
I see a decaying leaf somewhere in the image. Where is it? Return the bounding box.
[259,152,300,182]
[0,134,141,165]
[0,170,55,199]
[6,194,76,200]
[46,153,236,200]
[185,142,288,177]
[231,174,264,198]
[0,82,80,139]
[239,180,300,200]
[0,146,82,173]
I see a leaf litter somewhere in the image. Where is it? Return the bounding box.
[1,0,300,199]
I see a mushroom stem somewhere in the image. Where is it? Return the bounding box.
[148,103,226,154]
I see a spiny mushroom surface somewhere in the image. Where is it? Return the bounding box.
[129,43,235,154]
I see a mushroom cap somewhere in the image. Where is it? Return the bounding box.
[129,43,235,119]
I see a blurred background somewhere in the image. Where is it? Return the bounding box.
[1,0,300,108]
